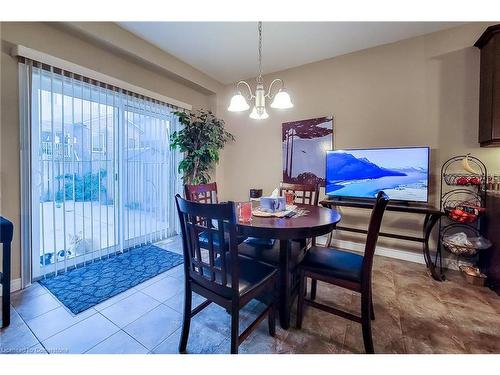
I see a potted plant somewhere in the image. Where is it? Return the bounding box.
[170,109,234,185]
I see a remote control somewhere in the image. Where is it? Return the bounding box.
[284,211,296,218]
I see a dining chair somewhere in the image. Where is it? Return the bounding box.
[238,182,319,326]
[295,191,389,354]
[240,181,320,264]
[175,194,277,354]
[239,182,319,270]
[184,182,218,203]
[279,182,320,206]
[184,182,245,249]
[280,182,320,245]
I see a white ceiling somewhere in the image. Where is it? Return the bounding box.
[118,22,462,84]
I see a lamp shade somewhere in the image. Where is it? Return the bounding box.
[249,106,269,120]
[227,93,250,112]
[270,89,294,109]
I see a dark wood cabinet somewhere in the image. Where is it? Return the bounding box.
[475,24,500,147]
[479,193,500,295]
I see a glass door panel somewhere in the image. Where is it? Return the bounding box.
[28,65,179,280]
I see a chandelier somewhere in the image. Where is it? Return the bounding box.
[227,22,294,120]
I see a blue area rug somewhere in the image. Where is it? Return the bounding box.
[39,244,183,314]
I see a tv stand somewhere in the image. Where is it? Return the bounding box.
[320,199,445,281]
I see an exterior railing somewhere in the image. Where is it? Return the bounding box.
[41,142,73,159]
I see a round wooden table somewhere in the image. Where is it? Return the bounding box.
[237,204,341,329]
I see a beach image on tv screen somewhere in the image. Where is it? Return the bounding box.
[325,147,429,202]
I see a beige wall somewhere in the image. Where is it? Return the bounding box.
[0,22,220,282]
[217,22,500,253]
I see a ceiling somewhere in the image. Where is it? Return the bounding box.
[118,22,463,84]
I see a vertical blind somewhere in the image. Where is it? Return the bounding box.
[19,58,183,280]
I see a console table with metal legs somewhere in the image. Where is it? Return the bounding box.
[320,200,445,281]
[1,216,13,327]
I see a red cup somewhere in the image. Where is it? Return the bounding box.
[238,202,252,222]
[284,191,295,205]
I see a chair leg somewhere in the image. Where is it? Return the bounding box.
[178,283,193,353]
[296,270,306,329]
[361,291,374,354]
[268,302,276,337]
[278,240,292,329]
[268,280,277,337]
[310,278,317,301]
[370,294,375,321]
[230,308,239,354]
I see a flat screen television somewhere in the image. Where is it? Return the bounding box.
[325,147,430,203]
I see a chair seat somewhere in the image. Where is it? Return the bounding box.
[198,230,245,249]
[300,246,364,283]
[214,253,277,298]
[238,239,307,270]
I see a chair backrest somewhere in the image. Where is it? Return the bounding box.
[362,191,390,285]
[279,182,319,206]
[175,194,239,299]
[184,182,218,204]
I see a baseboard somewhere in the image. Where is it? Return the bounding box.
[0,278,22,296]
[322,238,468,271]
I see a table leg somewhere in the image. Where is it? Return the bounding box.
[2,242,11,327]
[422,213,445,281]
[278,239,291,329]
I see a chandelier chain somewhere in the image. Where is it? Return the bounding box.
[227,21,292,118]
[257,21,263,84]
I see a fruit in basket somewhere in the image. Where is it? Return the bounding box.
[448,206,481,223]
[456,176,469,185]
[461,154,480,174]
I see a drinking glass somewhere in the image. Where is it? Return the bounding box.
[238,201,253,222]
[284,191,296,206]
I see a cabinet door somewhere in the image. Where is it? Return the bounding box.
[493,37,500,141]
[479,39,494,144]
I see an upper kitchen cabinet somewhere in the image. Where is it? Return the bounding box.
[475,24,500,147]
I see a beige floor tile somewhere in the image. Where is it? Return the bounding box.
[123,304,182,350]
[0,308,40,353]
[10,282,47,303]
[152,322,226,354]
[163,290,206,314]
[100,291,160,328]
[42,314,119,354]
[400,312,467,354]
[11,291,61,321]
[85,330,148,354]
[140,276,182,302]
[26,306,97,341]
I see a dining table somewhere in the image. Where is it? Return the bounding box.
[237,203,342,329]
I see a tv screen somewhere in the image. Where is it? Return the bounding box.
[325,147,430,202]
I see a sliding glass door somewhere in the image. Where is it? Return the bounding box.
[122,100,176,249]
[24,62,181,280]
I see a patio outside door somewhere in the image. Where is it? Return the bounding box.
[24,63,180,280]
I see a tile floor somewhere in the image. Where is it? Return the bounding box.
[2,239,500,354]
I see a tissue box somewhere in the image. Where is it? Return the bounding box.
[260,196,286,213]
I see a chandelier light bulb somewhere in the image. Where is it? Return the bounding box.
[249,106,269,120]
[227,92,250,112]
[270,89,294,109]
